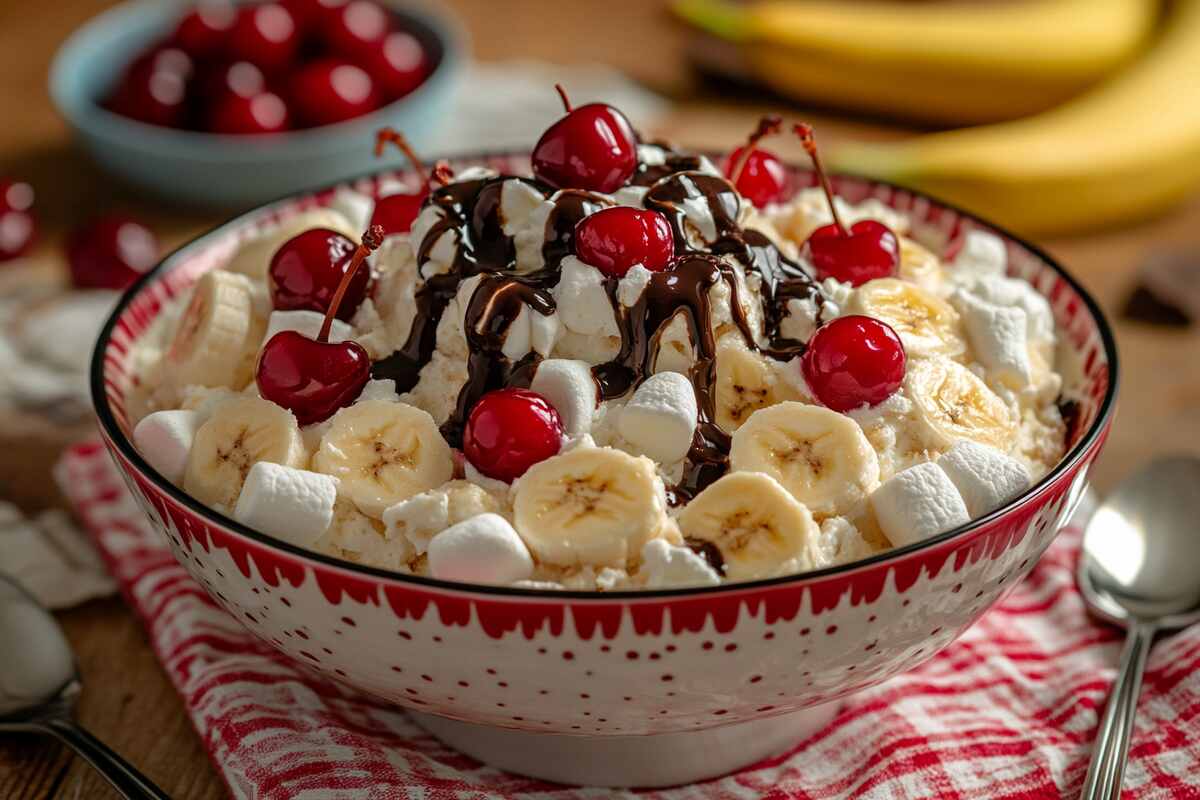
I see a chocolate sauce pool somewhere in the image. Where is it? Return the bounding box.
[372,146,824,496]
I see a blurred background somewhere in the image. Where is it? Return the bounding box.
[1,0,1198,794]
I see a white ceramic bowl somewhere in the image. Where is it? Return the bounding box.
[91,153,1118,787]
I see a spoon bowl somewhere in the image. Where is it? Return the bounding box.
[0,574,169,799]
[1080,456,1200,627]
[1077,456,1200,799]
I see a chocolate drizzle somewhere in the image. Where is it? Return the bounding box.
[371,144,827,499]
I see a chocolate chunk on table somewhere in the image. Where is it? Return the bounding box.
[1123,251,1200,326]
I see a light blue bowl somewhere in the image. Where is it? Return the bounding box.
[50,0,466,209]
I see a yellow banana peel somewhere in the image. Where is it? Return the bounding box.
[673,0,1157,125]
[831,0,1200,235]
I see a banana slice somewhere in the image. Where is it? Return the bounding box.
[898,238,944,292]
[850,277,964,358]
[729,401,880,517]
[512,444,668,569]
[714,336,797,433]
[678,471,820,580]
[183,396,308,510]
[907,357,1016,450]
[164,270,265,392]
[312,400,454,518]
[226,209,358,281]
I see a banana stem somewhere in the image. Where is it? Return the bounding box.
[319,225,385,343]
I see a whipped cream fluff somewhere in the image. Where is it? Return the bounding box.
[133,142,1072,591]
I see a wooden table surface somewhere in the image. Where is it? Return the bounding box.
[2,1,1198,797]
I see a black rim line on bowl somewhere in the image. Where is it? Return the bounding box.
[51,0,464,153]
[89,151,1121,602]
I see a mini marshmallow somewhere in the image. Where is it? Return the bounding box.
[637,144,667,166]
[953,230,1007,278]
[133,410,202,484]
[233,462,338,547]
[968,275,1056,344]
[870,462,970,548]
[641,538,720,588]
[427,513,534,585]
[617,264,654,307]
[357,379,398,403]
[530,358,598,437]
[500,179,547,236]
[617,371,698,464]
[498,304,560,361]
[612,185,649,208]
[263,310,353,346]
[953,291,1032,389]
[410,206,458,278]
[553,256,619,337]
[514,199,556,273]
[937,440,1031,517]
[383,490,450,554]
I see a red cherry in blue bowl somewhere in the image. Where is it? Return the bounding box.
[288,59,383,127]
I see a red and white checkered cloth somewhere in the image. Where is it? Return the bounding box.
[57,441,1200,799]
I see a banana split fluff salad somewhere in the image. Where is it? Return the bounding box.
[128,97,1074,591]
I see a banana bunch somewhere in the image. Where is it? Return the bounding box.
[833,0,1200,234]
[672,0,1155,125]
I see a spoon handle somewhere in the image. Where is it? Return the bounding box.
[38,717,171,800]
[1080,622,1155,800]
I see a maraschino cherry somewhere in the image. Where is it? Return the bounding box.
[270,226,372,320]
[531,84,638,194]
[257,226,383,425]
[574,207,674,277]
[360,30,428,100]
[463,388,564,482]
[801,315,906,412]
[323,0,390,61]
[370,127,434,235]
[228,2,299,73]
[0,180,37,262]
[107,48,192,128]
[289,59,382,127]
[796,123,898,287]
[172,1,236,59]
[67,216,160,290]
[209,91,291,134]
[723,115,787,209]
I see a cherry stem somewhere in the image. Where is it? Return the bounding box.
[319,225,385,343]
[730,115,783,187]
[431,160,455,186]
[375,127,428,187]
[794,123,846,235]
[554,83,572,113]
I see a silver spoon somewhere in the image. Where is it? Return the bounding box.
[1078,456,1200,799]
[0,574,169,799]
